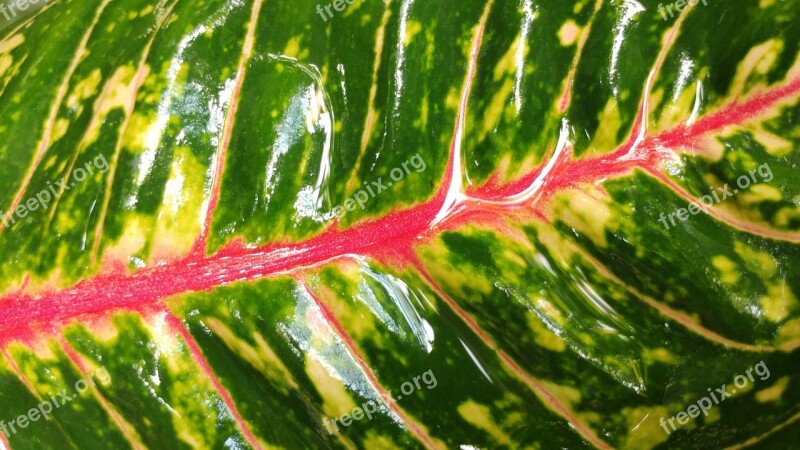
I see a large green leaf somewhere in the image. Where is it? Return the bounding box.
[0,0,799,448]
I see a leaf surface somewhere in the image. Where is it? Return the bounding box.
[1,0,799,448]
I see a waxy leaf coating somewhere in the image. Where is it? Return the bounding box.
[0,0,799,448]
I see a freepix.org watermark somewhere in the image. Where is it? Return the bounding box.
[322,153,427,223]
[0,154,109,229]
[0,366,111,438]
[659,361,770,435]
[0,0,51,22]
[658,163,773,231]
[657,0,708,21]
[323,369,437,434]
[315,0,364,22]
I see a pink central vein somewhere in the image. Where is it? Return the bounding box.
[0,64,798,344]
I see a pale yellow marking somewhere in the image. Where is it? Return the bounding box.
[739,184,783,204]
[531,221,586,269]
[649,87,665,123]
[0,54,13,75]
[62,314,122,343]
[121,111,154,153]
[0,17,33,48]
[150,146,207,260]
[557,20,580,46]
[253,333,300,389]
[655,69,709,133]
[92,0,180,265]
[67,69,103,109]
[535,297,565,325]
[729,40,783,98]
[0,0,112,236]
[97,66,140,114]
[640,0,698,143]
[526,312,566,352]
[172,311,227,359]
[496,152,541,184]
[540,380,581,405]
[552,189,613,247]
[752,128,793,156]
[445,85,460,109]
[404,19,422,46]
[51,118,69,142]
[2,347,46,404]
[321,281,379,342]
[413,95,428,129]
[70,65,141,151]
[478,78,514,140]
[590,98,623,152]
[573,246,778,353]
[554,0,603,112]
[0,52,26,95]
[0,34,24,53]
[755,376,788,403]
[282,38,302,58]
[711,256,740,285]
[617,405,673,449]
[775,205,800,228]
[206,317,299,393]
[493,35,523,81]
[103,214,151,263]
[198,0,264,243]
[644,347,678,364]
[348,3,393,191]
[420,244,494,297]
[760,282,795,322]
[305,355,359,418]
[734,241,777,279]
[89,63,152,264]
[361,433,396,450]
[153,319,230,448]
[706,407,721,424]
[58,341,148,450]
[497,247,527,285]
[625,284,775,352]
[660,172,800,243]
[457,400,512,446]
[6,340,57,362]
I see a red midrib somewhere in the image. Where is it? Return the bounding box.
[1,74,799,344]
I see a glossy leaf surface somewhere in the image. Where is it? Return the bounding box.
[0,0,799,448]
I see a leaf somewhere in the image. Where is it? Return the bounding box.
[0,0,799,448]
